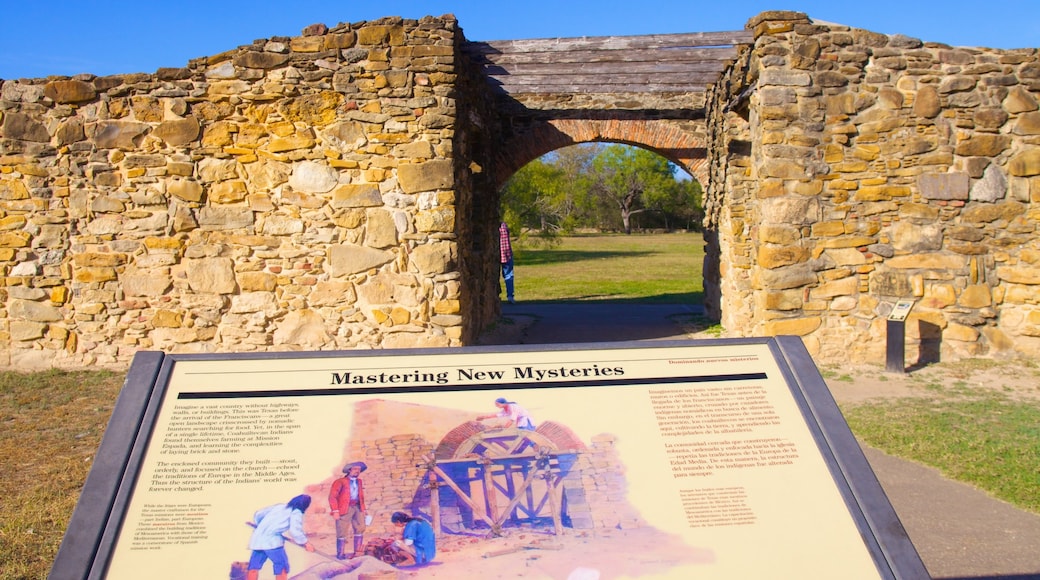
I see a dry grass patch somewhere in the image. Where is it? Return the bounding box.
[0,369,123,579]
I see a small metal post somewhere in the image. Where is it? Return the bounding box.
[885,318,906,373]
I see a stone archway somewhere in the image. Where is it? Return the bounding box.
[492,118,709,190]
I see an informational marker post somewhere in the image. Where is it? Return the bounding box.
[52,337,927,579]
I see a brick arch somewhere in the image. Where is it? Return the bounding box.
[493,118,708,188]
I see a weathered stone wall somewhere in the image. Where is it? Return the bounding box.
[705,11,1040,363]
[0,16,491,368]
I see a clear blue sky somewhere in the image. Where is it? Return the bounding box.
[1,0,1037,80]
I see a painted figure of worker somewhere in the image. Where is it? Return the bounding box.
[329,461,368,559]
[391,511,437,566]
[246,494,315,580]
[477,397,535,430]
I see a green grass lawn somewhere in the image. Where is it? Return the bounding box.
[841,392,1040,514]
[513,232,704,303]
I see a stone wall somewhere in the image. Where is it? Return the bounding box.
[705,11,1040,363]
[0,15,500,368]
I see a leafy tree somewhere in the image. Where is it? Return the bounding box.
[500,143,703,235]
[590,145,681,234]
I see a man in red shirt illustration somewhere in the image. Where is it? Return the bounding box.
[329,461,368,559]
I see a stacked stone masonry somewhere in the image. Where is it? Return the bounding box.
[705,11,1040,363]
[1,10,1039,367]
[0,16,496,368]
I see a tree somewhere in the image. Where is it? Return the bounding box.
[590,145,680,234]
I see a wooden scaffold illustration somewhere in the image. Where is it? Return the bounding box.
[420,421,588,538]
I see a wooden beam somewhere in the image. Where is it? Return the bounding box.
[467,46,741,65]
[490,83,710,94]
[481,60,728,76]
[465,30,754,55]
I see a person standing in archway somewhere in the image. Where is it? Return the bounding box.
[500,221,515,304]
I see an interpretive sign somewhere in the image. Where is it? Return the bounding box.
[52,337,927,579]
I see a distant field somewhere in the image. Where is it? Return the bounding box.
[511,232,705,303]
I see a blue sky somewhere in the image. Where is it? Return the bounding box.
[1,0,1037,80]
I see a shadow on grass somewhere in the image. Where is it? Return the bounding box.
[516,291,704,305]
[516,249,652,266]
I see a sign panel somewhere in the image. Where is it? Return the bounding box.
[52,337,927,579]
[888,300,915,322]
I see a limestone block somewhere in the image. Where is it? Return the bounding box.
[332,184,383,208]
[55,118,85,146]
[961,201,1026,224]
[411,242,456,275]
[238,271,277,292]
[43,79,97,104]
[9,299,63,322]
[758,289,802,311]
[92,120,150,150]
[887,253,966,270]
[267,133,316,153]
[154,117,200,146]
[198,207,254,230]
[759,224,801,244]
[274,309,329,346]
[382,333,451,349]
[289,161,339,193]
[752,263,817,290]
[415,207,455,232]
[365,209,398,248]
[210,180,248,204]
[1008,149,1040,177]
[198,158,239,183]
[0,178,30,200]
[955,134,1010,157]
[74,252,126,268]
[168,178,204,202]
[1,82,44,103]
[233,51,291,69]
[970,164,1007,202]
[759,196,819,225]
[280,91,343,126]
[261,215,304,236]
[122,272,172,297]
[762,316,821,336]
[958,285,992,308]
[230,292,280,315]
[309,281,356,306]
[918,172,970,201]
[913,85,941,118]
[1013,112,1040,136]
[328,244,395,277]
[1003,87,1038,113]
[811,275,858,299]
[981,326,1016,352]
[944,323,980,342]
[922,284,957,308]
[996,266,1040,285]
[824,248,867,266]
[152,310,183,328]
[890,222,942,252]
[757,244,809,269]
[2,112,50,142]
[10,321,46,341]
[245,159,290,190]
[398,159,453,194]
[186,257,237,294]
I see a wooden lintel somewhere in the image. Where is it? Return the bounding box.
[465,30,754,55]
[469,46,740,66]
[489,81,712,94]
[481,60,728,76]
